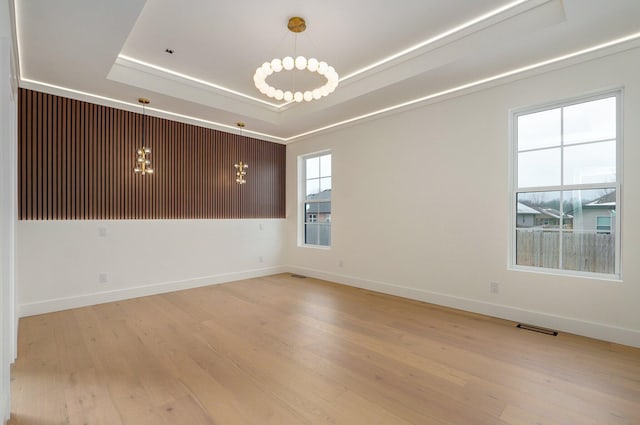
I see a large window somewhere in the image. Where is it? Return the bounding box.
[512,92,620,278]
[302,152,331,247]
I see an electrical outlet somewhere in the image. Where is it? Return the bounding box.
[99,272,108,284]
[98,227,107,237]
[490,281,499,294]
[339,260,344,268]
[259,256,264,263]
[259,223,264,231]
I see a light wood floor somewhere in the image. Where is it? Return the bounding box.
[9,274,640,425]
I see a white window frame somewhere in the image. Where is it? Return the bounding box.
[299,150,332,249]
[509,90,622,280]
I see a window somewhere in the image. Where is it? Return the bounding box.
[512,92,620,277]
[302,152,331,246]
[596,216,612,234]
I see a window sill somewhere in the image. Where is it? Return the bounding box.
[508,265,622,282]
[299,244,331,250]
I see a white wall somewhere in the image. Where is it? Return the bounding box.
[286,47,640,348]
[18,219,286,315]
[0,0,16,421]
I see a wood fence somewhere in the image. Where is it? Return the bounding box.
[516,230,615,274]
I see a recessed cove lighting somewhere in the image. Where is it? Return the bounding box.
[288,31,640,141]
[117,0,534,110]
[117,55,284,108]
[339,0,532,82]
[18,78,286,143]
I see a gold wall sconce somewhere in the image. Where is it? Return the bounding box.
[134,98,154,175]
[235,161,248,184]
[234,122,247,184]
[134,147,154,175]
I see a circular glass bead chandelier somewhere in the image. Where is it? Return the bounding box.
[253,17,339,103]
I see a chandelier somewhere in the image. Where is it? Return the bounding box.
[253,17,339,103]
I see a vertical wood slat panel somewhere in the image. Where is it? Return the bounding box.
[35,91,41,219]
[18,88,285,220]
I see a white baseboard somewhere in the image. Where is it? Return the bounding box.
[18,266,288,318]
[17,264,640,348]
[286,265,640,349]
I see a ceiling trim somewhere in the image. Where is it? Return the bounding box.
[287,32,640,142]
[115,0,549,112]
[19,32,640,145]
[18,78,287,143]
[108,57,283,125]
[116,55,284,109]
[339,0,547,83]
[15,0,640,146]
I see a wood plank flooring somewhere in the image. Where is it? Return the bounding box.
[9,274,640,424]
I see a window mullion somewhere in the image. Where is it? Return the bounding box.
[559,106,564,269]
[518,137,616,154]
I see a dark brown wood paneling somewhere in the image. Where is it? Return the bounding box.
[18,88,286,220]
[214,132,285,219]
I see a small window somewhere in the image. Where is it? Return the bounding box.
[512,92,620,277]
[596,216,612,234]
[301,152,331,247]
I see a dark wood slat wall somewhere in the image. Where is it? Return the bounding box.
[18,88,286,220]
[214,133,287,219]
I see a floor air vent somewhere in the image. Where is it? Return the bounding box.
[516,323,558,336]
[290,274,307,279]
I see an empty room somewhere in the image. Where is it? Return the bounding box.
[1,0,639,424]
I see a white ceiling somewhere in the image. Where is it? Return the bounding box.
[13,0,640,143]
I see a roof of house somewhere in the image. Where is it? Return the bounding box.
[585,191,616,207]
[517,202,541,215]
[538,208,573,220]
[517,201,574,219]
[306,189,331,214]
[306,189,331,201]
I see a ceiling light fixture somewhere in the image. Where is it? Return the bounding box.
[253,17,339,103]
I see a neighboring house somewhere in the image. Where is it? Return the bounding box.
[305,189,332,246]
[305,189,332,223]
[516,203,573,229]
[573,191,616,234]
[519,192,616,234]
[535,208,573,228]
[516,202,540,227]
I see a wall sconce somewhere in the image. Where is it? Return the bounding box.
[134,98,154,175]
[134,147,154,175]
[235,161,248,184]
[234,122,247,184]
